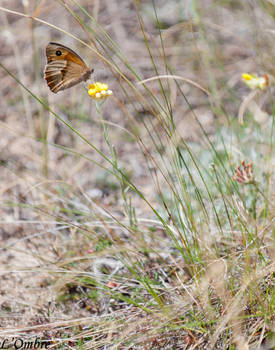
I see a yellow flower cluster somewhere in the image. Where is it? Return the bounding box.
[88,82,113,100]
[242,73,268,90]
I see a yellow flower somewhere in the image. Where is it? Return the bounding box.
[88,82,113,100]
[242,73,268,90]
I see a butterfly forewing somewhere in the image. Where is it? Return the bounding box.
[44,42,93,93]
[44,60,66,93]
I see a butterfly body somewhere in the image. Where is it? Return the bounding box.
[44,42,93,93]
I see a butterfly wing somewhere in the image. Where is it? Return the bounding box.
[45,59,91,93]
[44,42,93,93]
[44,60,67,93]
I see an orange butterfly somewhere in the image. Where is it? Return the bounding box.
[44,42,93,93]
